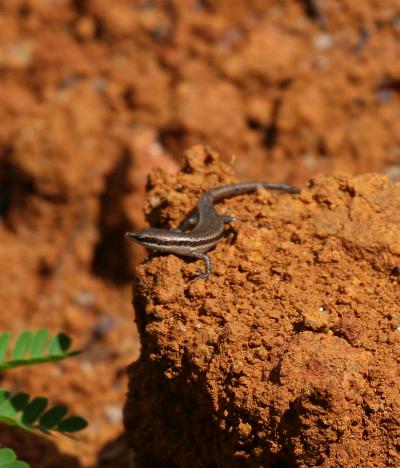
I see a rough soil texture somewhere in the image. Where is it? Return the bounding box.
[0,0,400,466]
[125,147,400,467]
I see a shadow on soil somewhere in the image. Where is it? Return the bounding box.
[0,424,80,468]
[96,432,135,468]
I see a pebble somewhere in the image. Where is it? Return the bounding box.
[314,33,334,50]
[104,405,123,423]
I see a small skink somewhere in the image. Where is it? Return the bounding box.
[126,181,299,279]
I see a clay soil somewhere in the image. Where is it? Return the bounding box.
[0,1,399,467]
[125,148,400,467]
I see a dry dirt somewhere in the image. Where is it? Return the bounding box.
[0,1,399,467]
[125,147,400,467]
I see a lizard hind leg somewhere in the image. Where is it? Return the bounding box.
[177,209,199,232]
[190,252,212,280]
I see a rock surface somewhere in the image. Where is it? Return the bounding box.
[125,146,400,467]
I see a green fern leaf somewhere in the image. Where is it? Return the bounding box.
[0,461,29,468]
[39,405,68,431]
[57,416,88,433]
[0,389,10,403]
[0,393,29,418]
[0,414,18,426]
[0,390,87,436]
[0,448,29,468]
[11,332,33,361]
[0,460,29,468]
[48,333,71,355]
[0,448,17,463]
[0,329,87,441]
[0,333,11,364]
[0,330,81,370]
[30,329,49,359]
[20,397,48,426]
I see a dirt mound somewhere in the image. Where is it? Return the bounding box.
[1,1,400,466]
[125,147,400,467]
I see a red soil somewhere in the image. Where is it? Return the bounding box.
[0,1,399,466]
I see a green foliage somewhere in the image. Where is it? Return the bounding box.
[0,329,88,468]
[0,329,80,370]
[0,390,87,434]
[0,448,29,468]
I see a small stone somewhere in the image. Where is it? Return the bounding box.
[74,291,96,307]
[314,33,334,50]
[303,308,329,331]
[104,405,123,423]
[231,360,243,375]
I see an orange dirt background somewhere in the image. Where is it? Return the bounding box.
[0,1,399,467]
